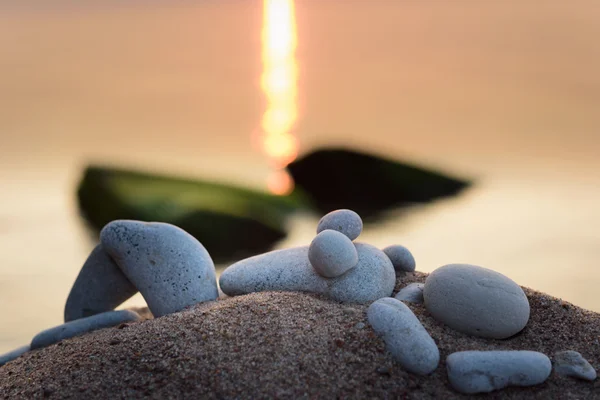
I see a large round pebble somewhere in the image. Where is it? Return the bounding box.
[382,245,416,272]
[553,350,597,381]
[100,220,218,318]
[31,310,141,350]
[446,350,552,394]
[367,297,439,375]
[309,230,358,278]
[394,283,424,304]
[64,244,138,322]
[219,243,395,303]
[316,209,363,240]
[0,345,30,367]
[423,264,530,339]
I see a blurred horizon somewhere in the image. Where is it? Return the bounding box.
[1,0,600,352]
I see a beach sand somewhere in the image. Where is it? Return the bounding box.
[0,272,598,399]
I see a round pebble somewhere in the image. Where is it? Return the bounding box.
[317,209,363,241]
[367,297,439,375]
[219,243,395,303]
[64,244,138,322]
[423,264,530,339]
[553,350,597,381]
[101,220,219,318]
[446,350,552,394]
[394,283,424,304]
[309,230,358,278]
[382,245,416,272]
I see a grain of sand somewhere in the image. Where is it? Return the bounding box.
[1,272,599,399]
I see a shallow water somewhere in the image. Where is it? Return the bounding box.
[1,0,600,353]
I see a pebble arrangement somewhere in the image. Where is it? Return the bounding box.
[0,209,597,395]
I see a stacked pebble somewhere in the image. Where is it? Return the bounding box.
[220,209,398,303]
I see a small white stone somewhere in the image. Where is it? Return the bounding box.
[554,350,597,381]
[382,245,416,272]
[309,230,358,278]
[446,350,552,394]
[101,220,218,318]
[317,209,363,240]
[219,243,395,303]
[424,264,530,339]
[31,310,141,350]
[394,283,424,304]
[367,297,439,375]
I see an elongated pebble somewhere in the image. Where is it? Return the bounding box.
[64,244,138,322]
[220,243,395,303]
[309,230,358,278]
[554,350,597,381]
[100,220,218,317]
[31,310,141,350]
[446,350,551,394]
[395,283,424,303]
[367,297,439,375]
[317,209,363,240]
[0,345,30,367]
[382,245,416,272]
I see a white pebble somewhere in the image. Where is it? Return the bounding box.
[309,230,358,278]
[317,209,363,240]
[424,264,530,339]
[553,350,597,381]
[394,283,424,304]
[382,245,416,272]
[367,297,439,375]
[101,220,218,318]
[446,350,551,394]
[219,243,395,303]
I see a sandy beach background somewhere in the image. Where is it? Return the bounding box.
[1,0,599,353]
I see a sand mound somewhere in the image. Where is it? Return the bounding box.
[1,272,599,399]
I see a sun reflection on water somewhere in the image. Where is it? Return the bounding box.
[260,0,299,195]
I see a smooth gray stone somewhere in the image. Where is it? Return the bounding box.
[220,243,395,303]
[0,345,30,366]
[423,264,530,339]
[316,209,363,241]
[446,350,552,394]
[64,244,138,322]
[382,245,416,272]
[367,297,439,375]
[31,310,140,350]
[101,220,218,317]
[553,350,597,381]
[308,230,358,278]
[394,283,424,304]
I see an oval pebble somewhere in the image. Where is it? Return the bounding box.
[31,310,141,350]
[0,345,30,367]
[220,243,395,303]
[553,350,597,381]
[394,283,424,304]
[317,209,363,241]
[446,350,552,394]
[309,230,358,278]
[367,297,439,375]
[101,220,218,318]
[382,245,416,272]
[423,264,530,339]
[64,244,138,322]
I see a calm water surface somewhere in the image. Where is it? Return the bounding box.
[1,0,599,352]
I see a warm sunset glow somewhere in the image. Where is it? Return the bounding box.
[260,0,299,179]
[267,169,295,196]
